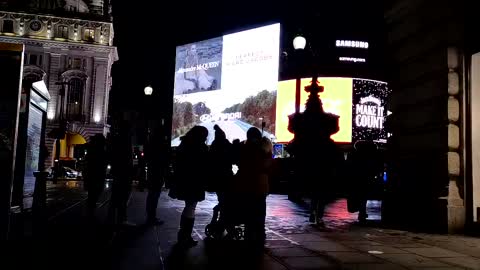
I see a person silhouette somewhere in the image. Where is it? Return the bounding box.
[208,125,233,231]
[145,127,168,225]
[169,126,209,247]
[108,120,134,226]
[347,140,383,222]
[85,133,107,218]
[236,127,272,246]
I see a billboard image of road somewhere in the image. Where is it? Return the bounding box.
[172,23,280,146]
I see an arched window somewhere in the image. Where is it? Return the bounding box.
[66,78,84,121]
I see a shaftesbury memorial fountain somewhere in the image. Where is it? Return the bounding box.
[287,77,341,224]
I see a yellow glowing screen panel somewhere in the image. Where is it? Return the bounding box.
[275,78,353,143]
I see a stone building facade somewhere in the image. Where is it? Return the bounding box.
[383,0,480,233]
[0,0,117,169]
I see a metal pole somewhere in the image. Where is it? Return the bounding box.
[295,77,301,114]
[54,83,66,182]
[144,95,150,190]
[295,49,302,114]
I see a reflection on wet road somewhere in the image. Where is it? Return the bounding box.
[193,192,381,236]
[46,180,111,218]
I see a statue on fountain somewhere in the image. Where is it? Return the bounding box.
[287,77,340,227]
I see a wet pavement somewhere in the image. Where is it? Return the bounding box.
[110,191,480,270]
[45,180,88,217]
[7,185,479,270]
[45,179,113,218]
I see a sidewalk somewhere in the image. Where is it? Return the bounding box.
[4,182,113,270]
[112,191,480,270]
[5,188,479,270]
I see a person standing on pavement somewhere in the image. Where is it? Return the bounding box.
[208,126,233,203]
[208,125,233,233]
[145,128,167,225]
[108,120,134,226]
[347,140,383,222]
[235,127,272,246]
[85,134,107,218]
[169,126,209,247]
[136,154,146,192]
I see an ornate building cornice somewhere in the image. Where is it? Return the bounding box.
[0,0,112,22]
[0,35,117,58]
[0,10,114,46]
[0,10,112,27]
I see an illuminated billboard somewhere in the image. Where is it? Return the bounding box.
[172,23,280,146]
[276,78,353,143]
[352,79,390,142]
[171,24,390,146]
[276,78,390,144]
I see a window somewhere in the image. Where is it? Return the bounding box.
[67,57,83,69]
[3,20,14,33]
[27,54,43,66]
[57,25,69,39]
[66,78,84,121]
[29,55,37,65]
[72,58,82,69]
[84,28,95,42]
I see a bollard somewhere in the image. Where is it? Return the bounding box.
[32,171,49,236]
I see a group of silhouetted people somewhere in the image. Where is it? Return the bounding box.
[168,125,272,247]
[83,121,384,250]
[84,120,166,227]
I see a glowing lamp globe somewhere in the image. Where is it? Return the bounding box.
[293,36,306,50]
[144,86,153,96]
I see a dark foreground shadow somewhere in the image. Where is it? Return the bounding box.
[166,238,268,270]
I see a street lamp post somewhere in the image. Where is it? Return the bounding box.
[293,35,306,114]
[143,86,153,190]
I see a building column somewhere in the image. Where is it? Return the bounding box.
[470,53,480,224]
[44,53,62,170]
[91,57,108,132]
[383,0,465,233]
[446,47,466,233]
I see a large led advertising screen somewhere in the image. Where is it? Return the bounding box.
[276,78,353,143]
[172,23,280,146]
[171,24,390,146]
[275,78,390,144]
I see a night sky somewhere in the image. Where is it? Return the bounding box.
[110,0,385,118]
